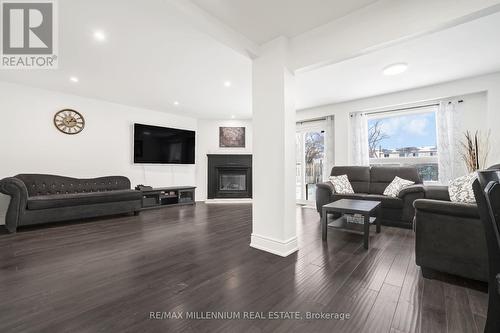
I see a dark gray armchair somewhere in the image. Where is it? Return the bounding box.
[414,185,488,282]
[414,165,500,282]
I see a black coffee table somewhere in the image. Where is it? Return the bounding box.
[321,199,382,249]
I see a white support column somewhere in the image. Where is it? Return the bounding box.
[250,37,298,257]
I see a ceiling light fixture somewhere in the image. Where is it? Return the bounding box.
[224,81,232,87]
[231,115,235,119]
[69,76,79,83]
[173,101,180,106]
[93,30,107,42]
[383,63,408,76]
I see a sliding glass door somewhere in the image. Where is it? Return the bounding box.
[296,121,326,203]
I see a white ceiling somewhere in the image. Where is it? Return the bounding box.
[1,1,499,119]
[0,0,252,119]
[191,0,379,44]
[295,11,500,110]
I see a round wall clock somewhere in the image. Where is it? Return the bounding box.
[54,109,85,135]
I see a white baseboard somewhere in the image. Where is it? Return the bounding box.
[250,233,298,257]
[205,198,252,204]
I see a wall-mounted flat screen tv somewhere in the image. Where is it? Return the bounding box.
[134,123,195,164]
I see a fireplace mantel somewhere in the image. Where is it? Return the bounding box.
[207,154,252,199]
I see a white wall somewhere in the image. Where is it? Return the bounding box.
[0,81,198,190]
[195,119,252,201]
[297,72,500,172]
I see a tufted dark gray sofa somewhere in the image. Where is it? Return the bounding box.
[316,166,424,229]
[0,174,142,233]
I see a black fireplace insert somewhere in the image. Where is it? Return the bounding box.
[207,154,252,199]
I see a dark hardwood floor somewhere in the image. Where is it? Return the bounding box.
[0,203,488,333]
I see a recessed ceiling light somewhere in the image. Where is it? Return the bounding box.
[173,101,180,106]
[93,30,106,42]
[231,115,235,119]
[224,81,232,87]
[383,63,408,76]
[69,76,79,83]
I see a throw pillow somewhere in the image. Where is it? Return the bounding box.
[329,175,354,194]
[383,176,415,197]
[449,172,477,203]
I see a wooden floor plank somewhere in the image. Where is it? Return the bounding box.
[420,278,447,333]
[467,288,488,317]
[360,283,401,333]
[444,284,478,333]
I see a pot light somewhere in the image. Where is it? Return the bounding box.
[231,115,235,119]
[173,101,180,106]
[93,30,107,42]
[224,81,232,87]
[69,76,79,83]
[383,63,408,76]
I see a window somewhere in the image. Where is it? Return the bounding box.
[368,108,438,182]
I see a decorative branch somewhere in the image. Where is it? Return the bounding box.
[459,130,491,172]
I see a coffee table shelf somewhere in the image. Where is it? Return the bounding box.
[328,215,377,234]
[321,199,382,249]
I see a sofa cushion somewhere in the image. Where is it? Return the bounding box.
[15,174,132,197]
[383,176,415,197]
[329,175,354,194]
[423,185,451,201]
[27,190,142,210]
[333,193,403,209]
[330,166,370,193]
[369,166,421,194]
[448,172,477,203]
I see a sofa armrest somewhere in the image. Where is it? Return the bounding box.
[414,198,479,218]
[423,185,451,201]
[398,184,425,198]
[397,185,425,224]
[316,182,334,192]
[0,177,28,233]
[316,181,334,216]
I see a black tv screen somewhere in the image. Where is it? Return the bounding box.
[134,124,195,164]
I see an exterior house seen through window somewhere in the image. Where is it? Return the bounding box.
[367,108,438,182]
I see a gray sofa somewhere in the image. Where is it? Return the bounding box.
[0,174,142,233]
[316,166,424,229]
[414,183,488,282]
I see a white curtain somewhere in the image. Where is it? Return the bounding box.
[323,115,335,178]
[436,101,461,184]
[350,112,369,166]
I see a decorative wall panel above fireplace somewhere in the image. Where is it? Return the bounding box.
[207,154,252,199]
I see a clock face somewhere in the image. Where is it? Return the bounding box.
[54,109,85,135]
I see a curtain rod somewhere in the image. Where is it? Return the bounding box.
[362,100,463,117]
[296,116,327,125]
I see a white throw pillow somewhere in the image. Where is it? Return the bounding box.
[383,176,415,197]
[329,175,354,194]
[449,172,477,203]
